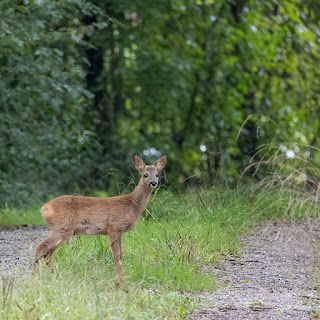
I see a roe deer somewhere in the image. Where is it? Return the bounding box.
[34,153,167,283]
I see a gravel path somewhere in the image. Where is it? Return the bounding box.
[0,225,47,275]
[192,218,320,319]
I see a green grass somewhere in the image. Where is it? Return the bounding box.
[0,204,44,225]
[1,185,314,319]
[1,272,194,319]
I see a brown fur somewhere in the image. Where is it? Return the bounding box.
[34,154,167,283]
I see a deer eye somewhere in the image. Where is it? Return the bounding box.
[156,174,158,177]
[144,173,148,178]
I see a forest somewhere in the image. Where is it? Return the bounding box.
[1,1,320,319]
[0,0,319,206]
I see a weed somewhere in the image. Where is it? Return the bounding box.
[242,142,320,219]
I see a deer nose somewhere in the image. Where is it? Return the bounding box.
[149,181,157,187]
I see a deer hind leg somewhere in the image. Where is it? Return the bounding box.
[109,233,123,284]
[34,229,73,272]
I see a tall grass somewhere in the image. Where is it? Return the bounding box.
[0,184,315,319]
[242,142,320,218]
[238,115,320,218]
[0,186,267,319]
[49,187,259,291]
[1,272,194,320]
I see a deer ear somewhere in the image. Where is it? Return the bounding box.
[153,153,167,172]
[133,154,146,173]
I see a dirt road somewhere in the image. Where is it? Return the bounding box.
[0,225,47,275]
[192,218,320,319]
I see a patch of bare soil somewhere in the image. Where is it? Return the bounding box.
[192,218,320,320]
[0,225,47,275]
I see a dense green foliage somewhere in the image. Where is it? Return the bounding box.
[0,0,319,205]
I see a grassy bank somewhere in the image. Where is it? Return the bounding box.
[0,185,312,319]
[0,204,44,225]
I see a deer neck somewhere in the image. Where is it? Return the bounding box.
[130,178,153,218]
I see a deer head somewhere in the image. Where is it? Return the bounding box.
[133,153,167,189]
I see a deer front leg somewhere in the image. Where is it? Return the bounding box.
[109,233,123,284]
[34,229,73,273]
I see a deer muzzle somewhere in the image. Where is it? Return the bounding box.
[149,181,157,188]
